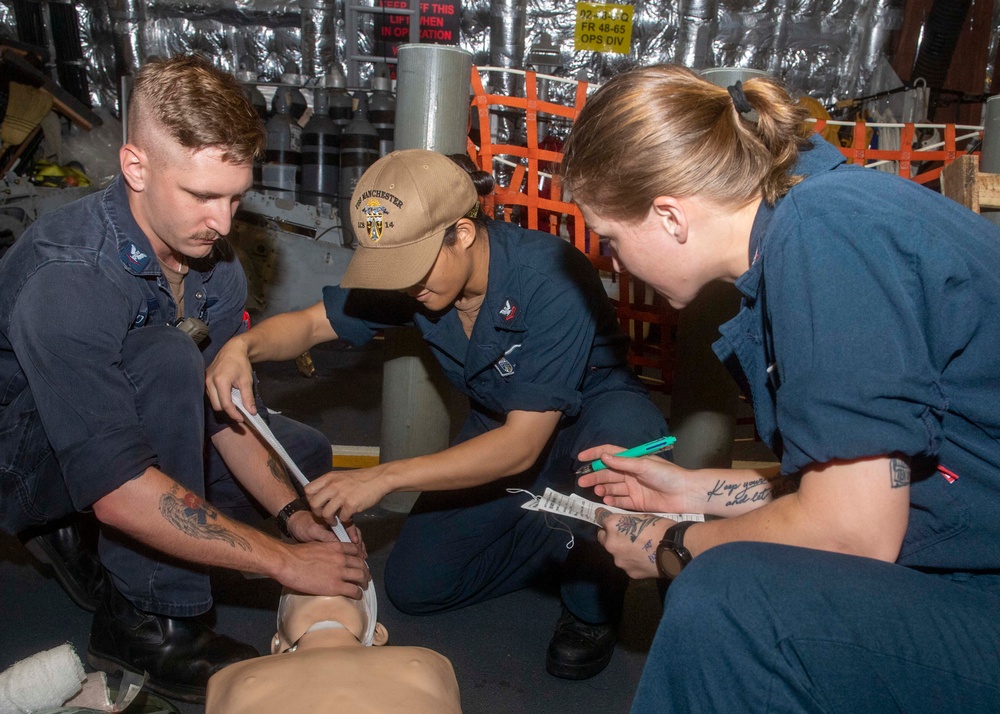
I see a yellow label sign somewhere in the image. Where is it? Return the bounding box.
[574,3,634,54]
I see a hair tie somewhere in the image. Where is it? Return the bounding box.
[727,81,759,123]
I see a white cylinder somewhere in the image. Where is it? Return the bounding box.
[379,327,465,513]
[699,67,770,87]
[378,44,473,513]
[394,44,473,156]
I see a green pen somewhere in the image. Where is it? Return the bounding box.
[575,436,677,476]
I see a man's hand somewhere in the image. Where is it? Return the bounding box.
[578,443,691,513]
[304,467,389,524]
[595,508,673,580]
[274,540,371,599]
[94,467,372,598]
[206,335,255,421]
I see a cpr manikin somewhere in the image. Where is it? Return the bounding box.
[205,590,462,713]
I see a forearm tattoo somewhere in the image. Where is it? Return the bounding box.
[614,514,663,543]
[706,477,773,508]
[159,484,251,551]
[267,453,290,485]
[890,458,911,488]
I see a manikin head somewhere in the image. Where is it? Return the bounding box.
[272,590,389,654]
[120,54,266,266]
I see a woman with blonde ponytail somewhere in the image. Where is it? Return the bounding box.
[563,64,1000,713]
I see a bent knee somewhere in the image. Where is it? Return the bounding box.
[384,545,466,615]
[664,542,787,621]
[384,551,440,615]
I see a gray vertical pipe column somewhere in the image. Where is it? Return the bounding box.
[665,67,768,470]
[978,95,1000,227]
[378,45,473,512]
[394,44,474,154]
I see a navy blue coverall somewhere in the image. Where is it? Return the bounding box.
[632,137,1000,712]
[324,219,668,625]
[0,176,331,616]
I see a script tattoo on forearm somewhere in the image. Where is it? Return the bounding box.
[706,477,773,508]
[614,514,663,543]
[644,538,655,565]
[159,485,251,551]
[890,458,911,488]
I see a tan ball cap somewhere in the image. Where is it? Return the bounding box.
[340,149,479,290]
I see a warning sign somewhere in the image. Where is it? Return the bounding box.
[574,2,634,54]
[375,0,461,65]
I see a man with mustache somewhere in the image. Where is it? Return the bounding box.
[0,55,368,703]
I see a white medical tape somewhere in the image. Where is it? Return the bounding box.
[232,387,378,646]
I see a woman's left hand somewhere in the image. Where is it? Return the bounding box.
[304,467,390,523]
[594,508,673,580]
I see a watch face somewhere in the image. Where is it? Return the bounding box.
[657,547,686,580]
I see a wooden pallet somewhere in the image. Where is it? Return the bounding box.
[939,154,1000,213]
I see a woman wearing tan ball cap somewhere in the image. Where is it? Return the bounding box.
[206,149,669,680]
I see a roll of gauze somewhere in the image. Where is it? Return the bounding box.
[0,643,86,714]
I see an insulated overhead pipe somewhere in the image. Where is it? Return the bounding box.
[525,33,562,142]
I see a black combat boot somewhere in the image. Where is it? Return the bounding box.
[87,583,259,703]
[22,515,105,612]
[545,607,617,680]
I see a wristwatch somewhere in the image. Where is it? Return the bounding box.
[276,497,310,539]
[655,520,698,581]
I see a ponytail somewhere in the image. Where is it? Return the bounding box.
[447,153,496,198]
[736,77,813,204]
[561,64,812,219]
[442,153,495,247]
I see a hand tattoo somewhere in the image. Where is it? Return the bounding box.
[160,485,251,551]
[890,458,911,488]
[614,514,662,543]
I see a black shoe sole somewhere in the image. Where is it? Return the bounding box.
[87,648,207,704]
[24,537,101,613]
[545,647,615,680]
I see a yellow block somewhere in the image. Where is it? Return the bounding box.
[574,2,634,55]
[331,445,380,469]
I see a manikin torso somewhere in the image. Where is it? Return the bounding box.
[205,595,462,713]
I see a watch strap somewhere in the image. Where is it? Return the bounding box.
[656,519,698,579]
[276,497,310,539]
